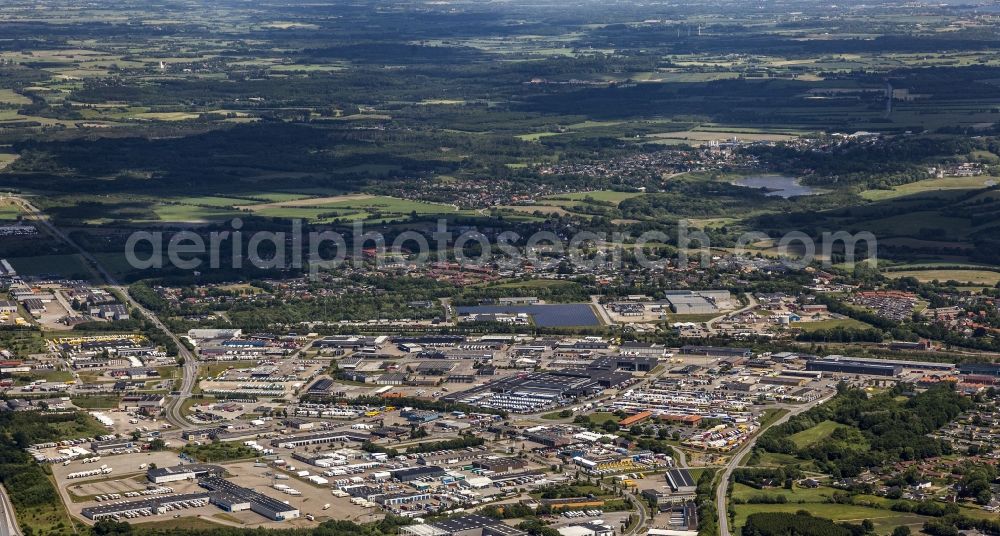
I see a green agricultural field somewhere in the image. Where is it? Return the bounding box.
[90,252,146,281]
[172,195,258,208]
[238,192,315,203]
[131,111,201,121]
[886,269,1000,286]
[242,195,460,223]
[860,176,998,201]
[0,152,18,169]
[788,420,844,448]
[152,203,241,222]
[860,212,971,239]
[551,190,645,204]
[312,196,460,222]
[504,190,647,219]
[0,202,21,220]
[0,89,31,105]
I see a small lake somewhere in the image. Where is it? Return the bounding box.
[456,304,600,327]
[733,175,818,198]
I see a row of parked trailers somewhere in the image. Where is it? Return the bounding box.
[82,493,212,520]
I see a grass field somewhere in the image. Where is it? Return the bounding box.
[860,176,998,201]
[499,189,646,220]
[171,195,259,207]
[153,203,241,222]
[586,412,619,425]
[732,482,837,503]
[788,420,843,448]
[0,89,31,105]
[14,477,78,536]
[886,269,1000,285]
[552,190,645,203]
[0,202,21,220]
[131,111,201,121]
[0,153,18,171]
[860,212,971,239]
[733,502,929,533]
[792,318,874,332]
[241,194,460,223]
[645,129,798,144]
[70,395,122,409]
[133,517,228,530]
[491,279,581,291]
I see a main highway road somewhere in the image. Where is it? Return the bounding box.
[0,485,21,536]
[9,194,198,429]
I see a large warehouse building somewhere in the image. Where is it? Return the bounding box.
[147,464,223,484]
[806,356,901,377]
[200,476,300,521]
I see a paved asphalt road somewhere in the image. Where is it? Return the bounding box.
[10,195,198,429]
[715,391,836,536]
[0,485,21,536]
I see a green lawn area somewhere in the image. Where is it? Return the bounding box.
[586,412,619,425]
[792,318,874,332]
[20,370,74,384]
[492,279,580,290]
[789,420,844,448]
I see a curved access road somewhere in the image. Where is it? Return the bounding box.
[716,391,836,536]
[10,195,198,429]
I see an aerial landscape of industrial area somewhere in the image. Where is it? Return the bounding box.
[4,1,1000,536]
